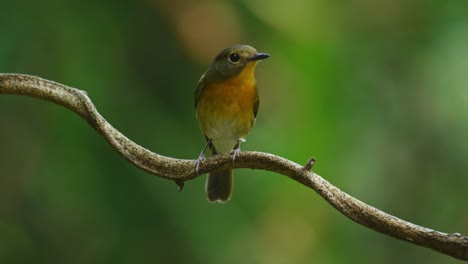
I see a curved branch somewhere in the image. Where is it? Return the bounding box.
[1,73,467,260]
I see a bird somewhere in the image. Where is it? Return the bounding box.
[194,44,270,202]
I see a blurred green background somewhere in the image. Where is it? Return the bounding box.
[1,0,467,263]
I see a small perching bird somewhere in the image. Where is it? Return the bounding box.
[194,44,270,202]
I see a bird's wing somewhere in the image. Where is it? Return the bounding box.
[194,73,206,109]
[253,88,260,118]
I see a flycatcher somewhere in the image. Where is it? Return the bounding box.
[194,44,270,202]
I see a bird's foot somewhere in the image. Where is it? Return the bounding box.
[230,143,241,164]
[195,139,212,175]
[195,154,205,175]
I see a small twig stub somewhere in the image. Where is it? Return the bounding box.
[304,157,316,171]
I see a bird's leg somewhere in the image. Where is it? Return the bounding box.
[231,140,242,164]
[195,138,212,175]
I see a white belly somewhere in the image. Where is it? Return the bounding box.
[205,119,247,153]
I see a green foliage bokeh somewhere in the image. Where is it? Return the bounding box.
[1,1,467,263]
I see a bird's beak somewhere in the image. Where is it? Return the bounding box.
[248,53,270,61]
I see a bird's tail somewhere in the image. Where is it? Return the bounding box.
[206,169,233,202]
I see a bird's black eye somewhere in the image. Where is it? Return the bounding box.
[228,53,240,63]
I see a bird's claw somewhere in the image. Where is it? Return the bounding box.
[195,139,211,175]
[231,146,241,164]
[195,155,205,175]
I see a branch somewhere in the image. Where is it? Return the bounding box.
[1,73,467,260]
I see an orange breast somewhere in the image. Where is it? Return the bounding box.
[197,66,258,140]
